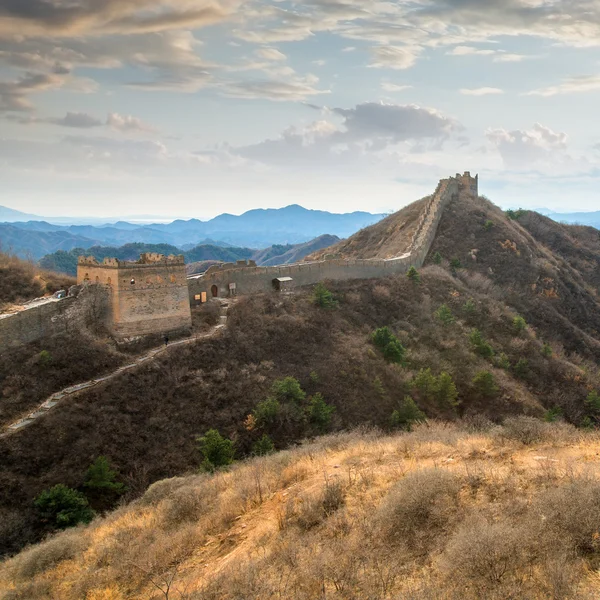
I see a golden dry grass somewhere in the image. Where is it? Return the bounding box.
[3,420,600,599]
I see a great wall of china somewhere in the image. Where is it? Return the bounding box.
[0,172,478,349]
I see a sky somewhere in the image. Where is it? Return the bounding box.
[2,0,600,219]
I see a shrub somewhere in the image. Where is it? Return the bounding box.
[413,369,459,409]
[499,416,546,445]
[313,282,338,309]
[472,371,499,398]
[83,456,126,505]
[372,327,407,365]
[390,396,426,431]
[435,372,459,408]
[252,434,275,456]
[253,397,281,427]
[287,480,346,531]
[197,429,235,471]
[407,266,420,283]
[383,340,406,365]
[483,219,494,231]
[34,484,94,529]
[432,251,442,265]
[544,407,563,422]
[449,258,462,270]
[513,315,527,334]
[513,358,529,379]
[470,329,494,358]
[463,298,476,315]
[307,393,335,431]
[377,468,462,552]
[441,518,527,586]
[271,376,306,405]
[38,350,52,367]
[541,343,553,358]
[506,208,527,220]
[585,390,600,413]
[435,304,455,326]
[496,352,511,370]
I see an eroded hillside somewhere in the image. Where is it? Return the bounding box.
[3,421,600,600]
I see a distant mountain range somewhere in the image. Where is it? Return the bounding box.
[539,210,600,228]
[40,236,341,276]
[0,204,384,259]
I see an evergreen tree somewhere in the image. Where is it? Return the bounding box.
[83,456,126,502]
[390,396,426,431]
[313,283,338,309]
[435,304,455,325]
[252,434,275,456]
[307,393,335,431]
[34,484,94,529]
[197,429,235,471]
[472,371,499,398]
[407,266,420,283]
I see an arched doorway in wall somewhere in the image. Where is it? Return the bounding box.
[211,285,219,298]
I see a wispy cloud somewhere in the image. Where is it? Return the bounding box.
[525,75,600,97]
[460,87,504,96]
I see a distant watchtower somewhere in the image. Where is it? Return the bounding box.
[77,253,192,340]
[456,171,478,197]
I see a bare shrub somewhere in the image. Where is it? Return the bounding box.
[440,517,529,588]
[496,416,547,445]
[377,468,462,553]
[157,480,221,528]
[7,527,88,582]
[535,479,600,554]
[284,478,346,531]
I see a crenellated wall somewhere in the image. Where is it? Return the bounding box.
[188,172,475,302]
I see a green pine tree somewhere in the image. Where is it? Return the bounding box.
[34,484,94,529]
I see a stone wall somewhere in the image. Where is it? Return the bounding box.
[0,286,111,351]
[188,172,472,302]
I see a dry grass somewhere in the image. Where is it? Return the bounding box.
[3,421,600,599]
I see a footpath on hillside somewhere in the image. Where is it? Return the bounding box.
[1,300,233,437]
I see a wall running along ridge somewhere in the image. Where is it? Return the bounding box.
[0,172,476,349]
[187,172,478,302]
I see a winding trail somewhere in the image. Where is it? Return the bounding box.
[1,300,233,437]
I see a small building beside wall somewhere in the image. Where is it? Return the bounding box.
[272,277,294,292]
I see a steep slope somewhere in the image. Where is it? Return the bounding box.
[3,422,600,600]
[308,198,427,260]
[427,195,600,360]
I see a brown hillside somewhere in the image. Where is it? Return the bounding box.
[3,422,600,600]
[427,195,600,360]
[2,263,599,556]
[0,253,75,310]
[308,197,427,260]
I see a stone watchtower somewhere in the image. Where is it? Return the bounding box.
[456,171,478,197]
[77,253,192,339]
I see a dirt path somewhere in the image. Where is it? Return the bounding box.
[1,301,232,437]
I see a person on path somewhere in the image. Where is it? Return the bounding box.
[164,335,169,346]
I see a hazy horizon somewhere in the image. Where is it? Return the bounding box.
[2,1,600,216]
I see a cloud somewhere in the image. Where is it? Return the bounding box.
[381,82,412,92]
[460,87,504,96]
[107,112,156,133]
[0,72,63,112]
[222,73,329,101]
[254,47,287,61]
[447,46,495,56]
[369,46,421,70]
[234,101,463,169]
[53,112,103,128]
[486,123,569,168]
[0,0,236,37]
[525,75,600,97]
